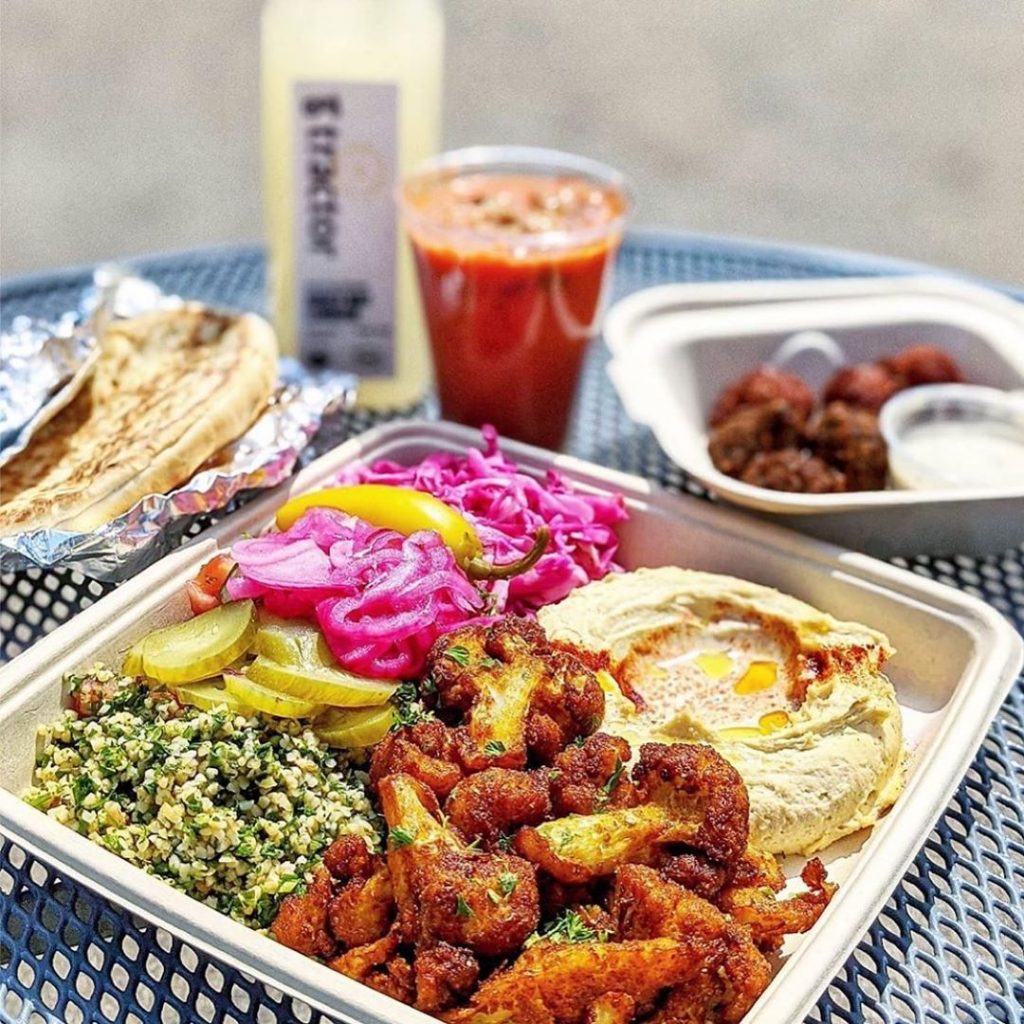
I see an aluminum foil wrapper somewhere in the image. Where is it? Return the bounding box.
[0,269,356,581]
[0,313,97,466]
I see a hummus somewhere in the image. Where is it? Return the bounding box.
[538,567,905,856]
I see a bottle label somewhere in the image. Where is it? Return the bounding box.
[292,80,398,375]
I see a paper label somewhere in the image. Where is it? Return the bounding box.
[292,80,397,374]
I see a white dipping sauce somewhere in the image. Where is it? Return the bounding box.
[900,421,1024,487]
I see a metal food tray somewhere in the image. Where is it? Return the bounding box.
[1,420,1020,1024]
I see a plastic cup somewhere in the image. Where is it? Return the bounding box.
[399,146,630,449]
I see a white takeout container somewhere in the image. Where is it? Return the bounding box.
[1,420,1021,1024]
[601,275,1024,336]
[605,286,1024,556]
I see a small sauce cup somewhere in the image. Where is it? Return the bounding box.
[879,384,1024,490]
[399,146,630,449]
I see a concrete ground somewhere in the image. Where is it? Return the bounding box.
[2,0,1022,282]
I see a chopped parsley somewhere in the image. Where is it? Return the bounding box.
[599,757,625,806]
[483,739,507,757]
[525,909,610,947]
[480,656,502,670]
[389,826,416,848]
[455,895,474,919]
[71,774,95,808]
[445,645,471,667]
[498,871,518,896]
[390,681,433,730]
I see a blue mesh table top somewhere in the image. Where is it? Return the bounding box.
[2,233,1022,1024]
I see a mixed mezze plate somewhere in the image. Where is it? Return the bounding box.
[0,421,1020,1024]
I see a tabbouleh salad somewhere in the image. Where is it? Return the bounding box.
[24,668,381,927]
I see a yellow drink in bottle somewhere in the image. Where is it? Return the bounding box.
[261,0,443,408]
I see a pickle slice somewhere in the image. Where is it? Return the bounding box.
[223,670,323,719]
[121,640,146,677]
[140,600,257,684]
[246,655,397,707]
[315,705,397,748]
[173,681,255,716]
[254,616,333,667]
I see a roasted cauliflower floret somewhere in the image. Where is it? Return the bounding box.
[632,742,749,864]
[658,843,784,902]
[327,931,415,1005]
[611,864,772,1024]
[515,804,669,885]
[445,768,551,847]
[717,856,836,953]
[379,772,541,958]
[647,931,772,1024]
[658,850,729,901]
[270,865,335,958]
[322,834,378,881]
[585,993,637,1024]
[443,938,710,1024]
[549,733,637,816]
[415,942,481,1014]
[728,844,787,893]
[611,864,729,947]
[327,864,395,949]
[515,741,749,883]
[428,618,604,770]
[370,719,464,799]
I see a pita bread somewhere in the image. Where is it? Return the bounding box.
[0,307,278,533]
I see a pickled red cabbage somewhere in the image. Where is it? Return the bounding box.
[336,425,627,614]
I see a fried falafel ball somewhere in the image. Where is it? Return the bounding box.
[822,362,904,412]
[806,401,888,491]
[738,449,848,493]
[880,343,964,386]
[707,399,806,478]
[709,366,815,427]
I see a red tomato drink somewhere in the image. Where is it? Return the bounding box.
[401,149,629,449]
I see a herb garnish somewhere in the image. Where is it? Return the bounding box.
[388,826,416,848]
[390,681,434,730]
[446,645,471,667]
[599,757,625,806]
[483,739,507,757]
[525,909,610,947]
[455,895,474,918]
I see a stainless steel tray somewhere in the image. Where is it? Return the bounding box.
[1,420,1020,1024]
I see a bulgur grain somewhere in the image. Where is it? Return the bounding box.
[24,669,381,927]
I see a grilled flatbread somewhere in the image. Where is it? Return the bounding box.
[0,307,277,533]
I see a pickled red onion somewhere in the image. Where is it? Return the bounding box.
[336,425,627,614]
[228,508,485,678]
[228,429,627,678]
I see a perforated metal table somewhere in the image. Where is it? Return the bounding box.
[2,234,1022,1024]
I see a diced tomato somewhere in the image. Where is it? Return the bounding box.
[185,554,235,613]
[186,579,223,615]
[68,676,119,718]
[196,554,235,594]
